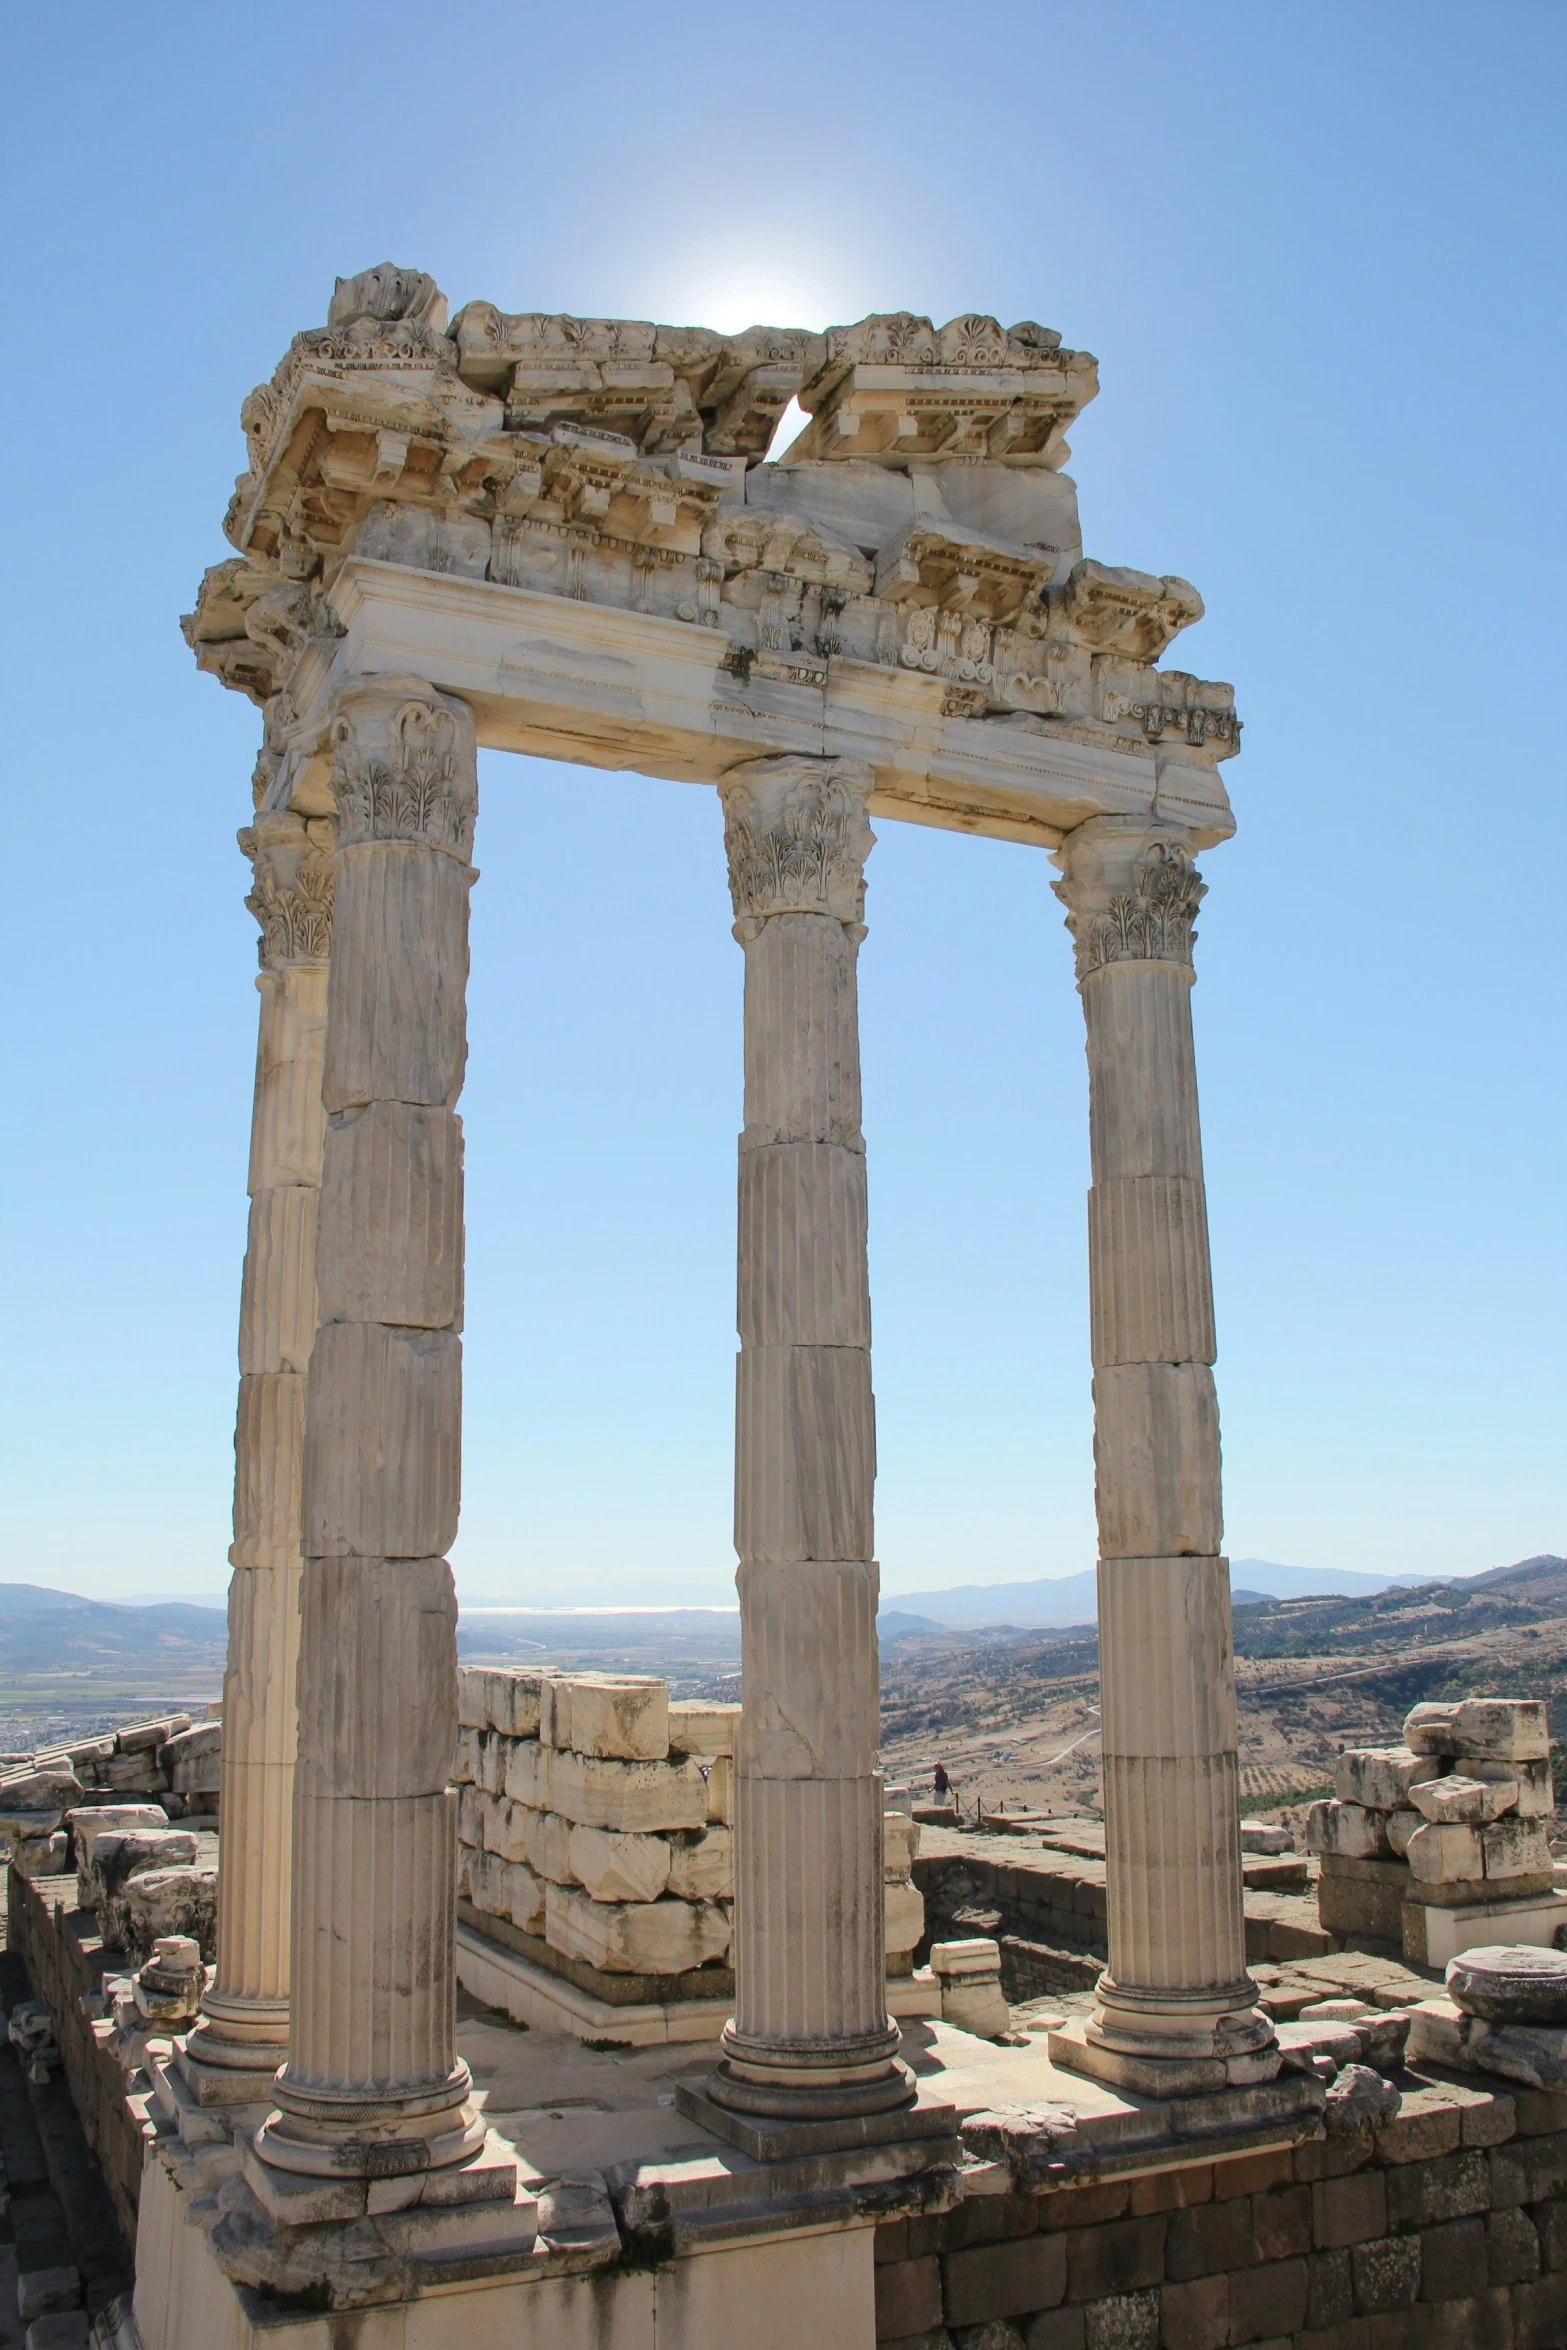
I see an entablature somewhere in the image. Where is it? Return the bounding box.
[185,266,1241,844]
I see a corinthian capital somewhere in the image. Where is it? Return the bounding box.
[1050,816,1206,984]
[720,756,875,937]
[241,810,337,969]
[328,677,478,861]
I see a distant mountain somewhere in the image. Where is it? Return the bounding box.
[878,1556,1529,1629]
[0,1584,229,1674]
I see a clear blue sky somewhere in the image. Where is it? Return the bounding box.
[3,3,1562,1603]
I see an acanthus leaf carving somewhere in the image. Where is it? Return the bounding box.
[241,811,338,968]
[329,689,477,861]
[720,756,875,935]
[1052,828,1207,983]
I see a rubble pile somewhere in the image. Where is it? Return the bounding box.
[0,1714,223,1883]
[0,1714,224,1963]
[1307,1697,1560,1964]
[453,1666,924,1985]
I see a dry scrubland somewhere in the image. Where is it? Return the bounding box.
[3,1558,1563,1808]
[876,1554,1567,1827]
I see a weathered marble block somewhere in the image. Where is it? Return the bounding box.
[543,1675,669,1761]
[162,1723,222,1799]
[567,1824,671,1904]
[523,1806,577,1886]
[1409,1774,1518,1825]
[314,1100,463,1330]
[1334,1746,1439,1809]
[884,1880,925,1956]
[467,1850,545,1938]
[1406,1820,1485,1886]
[544,1883,730,1975]
[300,1323,461,1559]
[1240,1820,1293,1854]
[1484,1817,1553,1881]
[544,1750,709,1834]
[1405,1698,1550,1762]
[479,1795,531,1865]
[475,1730,506,1797]
[706,1754,734,1826]
[1305,1800,1396,1861]
[501,1737,549,1808]
[884,1812,921,1882]
[112,1865,218,1963]
[0,1764,83,1813]
[665,1827,733,1901]
[459,1666,550,1741]
[666,1701,741,1757]
[1091,1361,1222,1561]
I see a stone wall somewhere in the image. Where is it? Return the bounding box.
[873,2073,1567,2350]
[7,1868,150,2248]
[454,1666,925,2001]
[915,1842,1337,2006]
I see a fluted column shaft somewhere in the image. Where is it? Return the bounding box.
[185,806,334,2091]
[711,756,911,2123]
[257,677,483,2181]
[1052,817,1276,2094]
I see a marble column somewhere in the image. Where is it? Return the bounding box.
[709,755,911,2124]
[255,676,484,2179]
[183,805,334,2096]
[1050,816,1277,2096]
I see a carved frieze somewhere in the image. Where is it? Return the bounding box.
[786,312,1098,470]
[721,757,875,936]
[188,273,1241,779]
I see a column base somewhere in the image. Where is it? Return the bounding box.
[176,1994,288,2107]
[705,2018,915,2124]
[1050,1976,1279,2099]
[678,2076,956,2167]
[255,2058,486,2179]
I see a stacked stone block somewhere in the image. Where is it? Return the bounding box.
[453,1664,925,1998]
[1307,1697,1557,1962]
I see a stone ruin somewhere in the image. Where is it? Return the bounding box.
[453,1666,931,2037]
[11,261,1540,2349]
[1308,1697,1561,1968]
